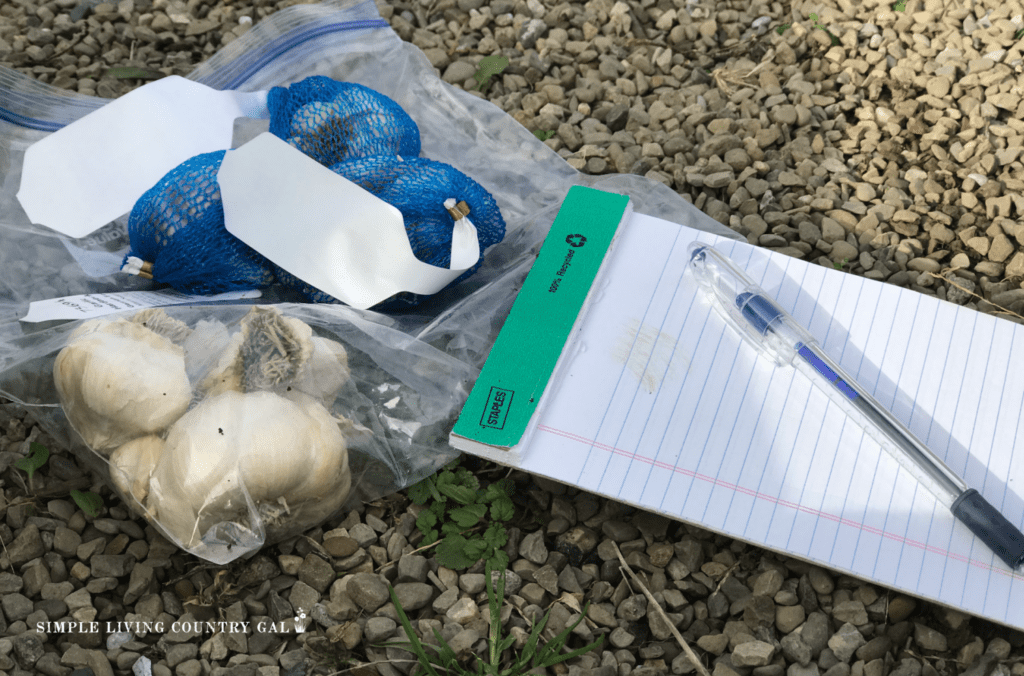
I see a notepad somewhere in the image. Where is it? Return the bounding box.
[453,203,1024,631]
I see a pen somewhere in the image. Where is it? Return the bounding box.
[687,242,1024,570]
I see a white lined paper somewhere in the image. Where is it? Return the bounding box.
[459,211,1024,629]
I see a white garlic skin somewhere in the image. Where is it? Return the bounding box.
[147,389,351,548]
[109,435,164,515]
[54,318,192,454]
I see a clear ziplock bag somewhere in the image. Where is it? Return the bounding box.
[0,0,741,563]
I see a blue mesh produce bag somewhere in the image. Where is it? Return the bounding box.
[123,150,278,295]
[274,154,506,308]
[122,75,503,308]
[267,75,421,167]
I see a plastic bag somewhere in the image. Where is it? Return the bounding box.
[0,0,741,563]
[2,303,474,563]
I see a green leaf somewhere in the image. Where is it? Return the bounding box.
[429,500,447,520]
[472,54,509,92]
[408,478,434,504]
[438,482,477,505]
[533,130,556,141]
[482,481,508,502]
[450,503,487,528]
[71,490,103,518]
[421,529,439,546]
[463,536,488,561]
[105,66,165,80]
[437,534,479,570]
[483,522,507,550]
[1015,26,1024,40]
[441,521,463,537]
[486,549,509,573]
[451,467,479,491]
[489,496,514,521]
[416,509,438,532]
[776,23,790,34]
[15,442,49,481]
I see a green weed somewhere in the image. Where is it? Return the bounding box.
[833,257,850,270]
[14,441,104,516]
[472,55,509,95]
[381,557,604,676]
[533,130,556,141]
[408,460,514,571]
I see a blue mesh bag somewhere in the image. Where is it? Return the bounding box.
[273,154,506,308]
[121,150,278,294]
[267,75,421,167]
[122,77,502,309]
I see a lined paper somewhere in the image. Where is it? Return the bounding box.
[462,211,1024,629]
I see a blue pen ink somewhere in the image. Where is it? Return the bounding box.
[687,242,1024,570]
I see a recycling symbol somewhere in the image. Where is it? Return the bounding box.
[565,234,587,247]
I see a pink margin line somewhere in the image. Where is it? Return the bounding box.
[537,423,1022,579]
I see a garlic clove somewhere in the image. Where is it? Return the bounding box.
[109,435,163,515]
[197,331,244,396]
[292,336,350,401]
[54,319,192,454]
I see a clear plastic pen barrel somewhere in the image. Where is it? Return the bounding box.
[687,243,967,508]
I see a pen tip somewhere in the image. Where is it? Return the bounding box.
[689,245,708,263]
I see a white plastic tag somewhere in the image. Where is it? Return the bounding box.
[21,289,262,323]
[17,76,269,239]
[218,133,480,309]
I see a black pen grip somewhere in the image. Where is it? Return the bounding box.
[951,489,1024,569]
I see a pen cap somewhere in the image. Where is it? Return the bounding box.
[688,243,814,366]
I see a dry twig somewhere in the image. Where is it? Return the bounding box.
[611,542,711,676]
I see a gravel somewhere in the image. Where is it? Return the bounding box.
[2,0,1024,674]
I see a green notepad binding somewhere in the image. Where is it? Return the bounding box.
[450,186,631,452]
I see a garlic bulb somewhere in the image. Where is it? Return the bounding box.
[146,389,351,548]
[198,307,350,401]
[54,317,192,454]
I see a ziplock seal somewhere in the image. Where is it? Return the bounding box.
[0,0,388,132]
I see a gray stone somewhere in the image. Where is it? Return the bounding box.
[828,622,866,663]
[288,581,320,614]
[393,582,434,610]
[397,554,430,583]
[0,573,23,594]
[519,530,548,564]
[7,524,45,566]
[1,594,34,622]
[831,601,868,626]
[12,633,44,666]
[442,61,478,85]
[913,622,947,652]
[90,554,134,578]
[781,633,813,666]
[364,617,397,643]
[801,612,831,656]
[733,640,775,667]
[298,554,335,594]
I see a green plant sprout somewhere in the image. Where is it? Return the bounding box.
[71,489,104,517]
[15,442,49,486]
[408,461,514,571]
[381,557,604,676]
[472,55,509,95]
[533,130,556,141]
[892,0,907,11]
[833,257,849,270]
[15,441,104,516]
[808,13,841,46]
[775,14,839,45]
